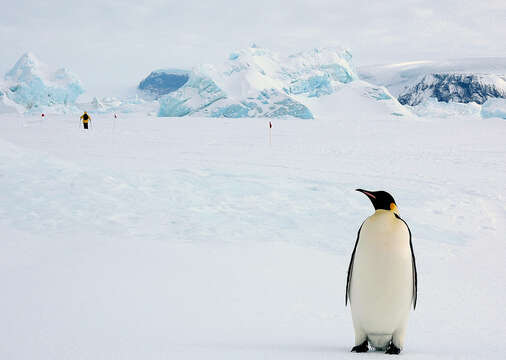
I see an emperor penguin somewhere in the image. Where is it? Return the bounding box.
[346,189,417,354]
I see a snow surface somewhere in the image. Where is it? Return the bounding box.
[0,92,505,359]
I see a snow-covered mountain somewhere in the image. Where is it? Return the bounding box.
[156,45,357,118]
[359,57,506,96]
[359,58,506,119]
[2,52,84,112]
[398,73,506,106]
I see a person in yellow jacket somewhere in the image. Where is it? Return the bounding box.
[80,111,91,129]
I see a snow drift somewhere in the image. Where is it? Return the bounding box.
[2,52,84,112]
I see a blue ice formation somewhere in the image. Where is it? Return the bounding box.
[284,48,356,97]
[158,72,227,117]
[156,45,356,118]
[3,52,84,111]
[209,90,313,119]
[138,69,190,98]
[481,98,506,119]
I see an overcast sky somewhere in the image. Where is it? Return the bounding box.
[1,0,505,97]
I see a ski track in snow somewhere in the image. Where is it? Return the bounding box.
[0,112,505,359]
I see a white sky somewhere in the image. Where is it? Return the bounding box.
[1,0,505,98]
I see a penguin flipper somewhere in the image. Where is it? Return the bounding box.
[346,223,364,306]
[395,213,418,310]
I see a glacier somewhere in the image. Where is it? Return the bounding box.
[2,52,84,112]
[157,45,357,118]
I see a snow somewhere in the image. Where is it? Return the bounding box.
[2,53,84,112]
[0,89,24,113]
[481,98,506,119]
[1,89,505,359]
[406,98,482,118]
[157,45,356,118]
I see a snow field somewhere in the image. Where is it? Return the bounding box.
[0,109,505,359]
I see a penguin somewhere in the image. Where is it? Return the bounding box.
[346,189,417,354]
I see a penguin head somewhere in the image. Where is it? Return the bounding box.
[356,189,398,213]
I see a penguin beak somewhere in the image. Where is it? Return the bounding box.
[356,189,376,200]
[356,188,378,209]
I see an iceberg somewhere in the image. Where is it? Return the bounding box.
[3,52,84,112]
[156,45,357,118]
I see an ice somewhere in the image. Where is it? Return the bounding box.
[157,45,356,118]
[2,53,84,112]
[481,98,506,119]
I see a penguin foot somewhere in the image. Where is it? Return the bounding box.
[385,343,401,355]
[351,340,369,353]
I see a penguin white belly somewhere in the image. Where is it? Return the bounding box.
[350,211,413,348]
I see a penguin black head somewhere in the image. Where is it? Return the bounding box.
[356,189,398,212]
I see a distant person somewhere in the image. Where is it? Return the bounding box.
[80,111,91,129]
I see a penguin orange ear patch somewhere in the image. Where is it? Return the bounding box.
[390,203,397,211]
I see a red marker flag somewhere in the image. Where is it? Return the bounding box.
[269,121,272,128]
[41,113,45,117]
